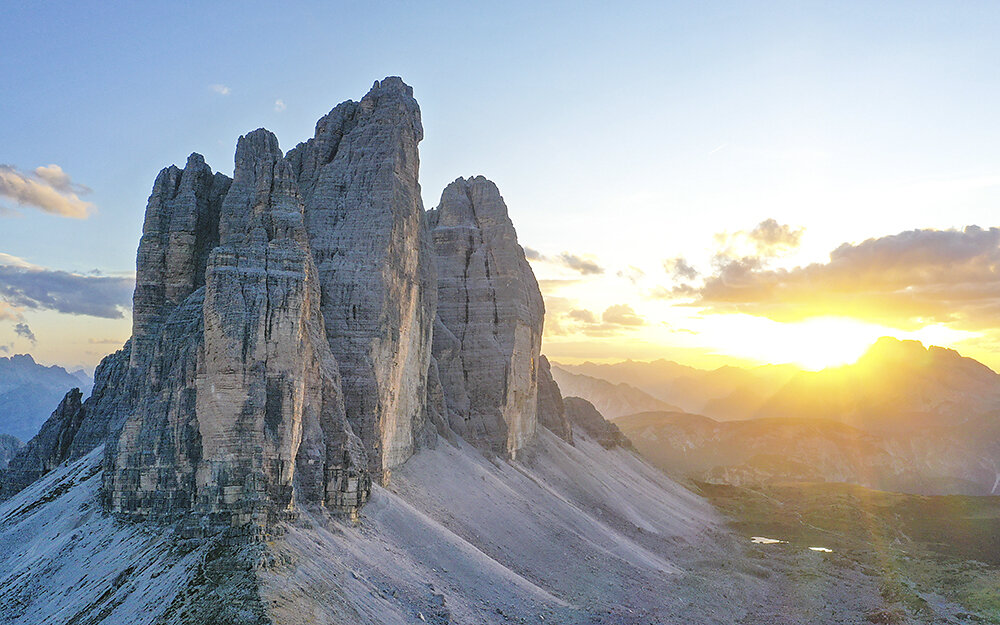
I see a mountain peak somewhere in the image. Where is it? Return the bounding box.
[8,353,36,366]
[861,336,930,363]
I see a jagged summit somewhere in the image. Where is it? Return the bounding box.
[0,76,772,625]
[0,78,557,532]
[859,336,996,375]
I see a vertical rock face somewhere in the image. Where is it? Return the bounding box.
[0,77,557,527]
[104,130,369,528]
[199,129,368,520]
[429,176,545,456]
[287,78,436,480]
[131,154,231,364]
[536,356,573,443]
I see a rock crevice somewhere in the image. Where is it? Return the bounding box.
[1,78,558,531]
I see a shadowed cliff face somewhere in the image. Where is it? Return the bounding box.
[103,129,370,529]
[0,78,554,531]
[428,176,545,457]
[288,78,436,482]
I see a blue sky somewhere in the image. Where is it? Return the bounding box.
[4,1,1000,370]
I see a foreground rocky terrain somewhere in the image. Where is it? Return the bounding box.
[5,75,998,624]
[0,77,757,624]
[0,429,750,624]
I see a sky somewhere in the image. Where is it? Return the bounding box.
[3,1,1000,373]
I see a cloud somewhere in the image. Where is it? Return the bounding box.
[557,252,604,275]
[715,218,804,259]
[0,343,9,353]
[664,256,699,281]
[88,337,126,344]
[0,254,134,318]
[0,302,17,321]
[617,266,645,284]
[274,99,286,112]
[210,84,231,95]
[602,304,645,326]
[526,248,605,276]
[550,303,646,337]
[32,165,90,194]
[568,309,598,324]
[523,246,544,261]
[0,165,93,218]
[748,218,804,254]
[14,322,35,343]
[687,226,1000,329]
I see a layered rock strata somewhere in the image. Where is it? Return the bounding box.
[428,176,545,456]
[0,77,554,531]
[288,77,436,481]
[131,154,231,364]
[104,129,370,527]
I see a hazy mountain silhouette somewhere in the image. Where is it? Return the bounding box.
[615,338,1000,495]
[549,366,681,418]
[0,354,92,441]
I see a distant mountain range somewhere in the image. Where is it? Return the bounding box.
[584,338,1000,495]
[549,367,680,418]
[0,354,92,442]
[553,358,798,419]
[755,337,1000,431]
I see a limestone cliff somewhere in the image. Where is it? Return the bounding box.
[104,130,369,528]
[131,154,230,364]
[287,78,436,481]
[0,78,553,530]
[428,176,545,456]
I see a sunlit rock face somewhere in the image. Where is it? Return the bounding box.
[104,129,370,529]
[287,78,436,482]
[428,176,545,456]
[97,79,438,526]
[0,77,554,529]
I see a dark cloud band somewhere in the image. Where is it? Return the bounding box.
[0,263,134,319]
[685,226,1000,329]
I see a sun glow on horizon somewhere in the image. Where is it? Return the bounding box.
[684,315,979,371]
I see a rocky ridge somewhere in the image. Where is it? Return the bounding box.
[0,78,569,531]
[563,396,632,450]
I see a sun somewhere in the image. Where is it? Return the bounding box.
[694,315,977,371]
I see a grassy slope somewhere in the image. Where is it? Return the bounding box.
[701,481,1000,623]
